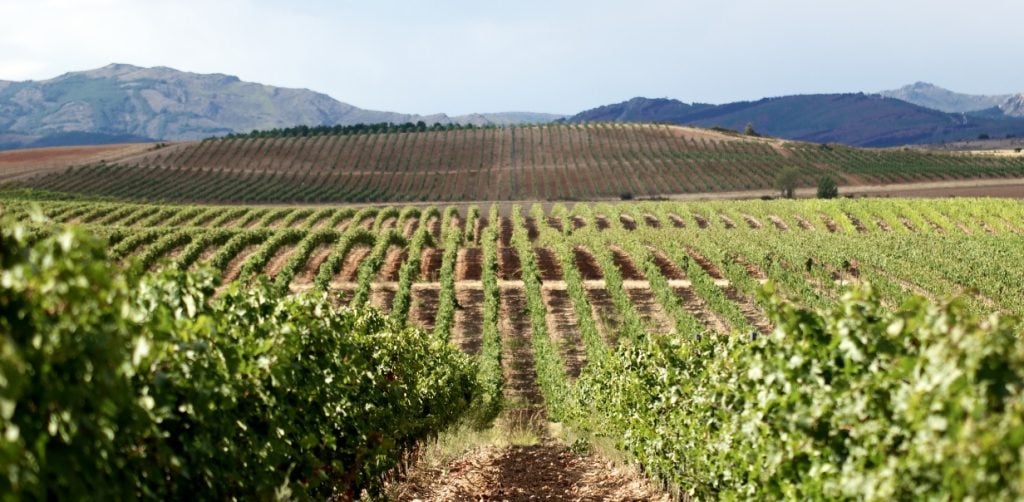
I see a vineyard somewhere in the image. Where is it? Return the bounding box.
[5,195,1024,498]
[7,123,1024,203]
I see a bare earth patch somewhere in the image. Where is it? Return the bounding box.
[396,439,668,501]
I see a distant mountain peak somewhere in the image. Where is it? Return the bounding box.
[880,82,1016,115]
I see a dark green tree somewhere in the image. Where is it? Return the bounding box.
[817,175,839,199]
[775,167,800,199]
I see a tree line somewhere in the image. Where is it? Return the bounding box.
[211,121,499,140]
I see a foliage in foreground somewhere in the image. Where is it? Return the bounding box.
[0,221,475,499]
[577,284,1024,500]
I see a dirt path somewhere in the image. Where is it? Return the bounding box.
[396,438,668,501]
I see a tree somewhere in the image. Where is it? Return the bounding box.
[744,122,759,137]
[775,167,800,199]
[817,175,839,199]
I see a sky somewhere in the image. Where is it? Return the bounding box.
[1,0,1022,115]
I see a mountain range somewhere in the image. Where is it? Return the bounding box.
[562,92,1024,147]
[0,64,562,149]
[1,63,1022,149]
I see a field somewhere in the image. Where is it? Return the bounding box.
[6,121,1024,498]
[7,123,1024,203]
[0,142,156,182]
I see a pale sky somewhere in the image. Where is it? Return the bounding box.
[1,0,1021,115]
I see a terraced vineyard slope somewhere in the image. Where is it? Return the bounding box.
[8,123,1024,203]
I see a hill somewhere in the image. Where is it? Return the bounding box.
[7,123,1024,203]
[879,82,1024,117]
[565,95,1024,147]
[0,64,563,150]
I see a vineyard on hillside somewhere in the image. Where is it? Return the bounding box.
[8,123,1024,203]
[5,196,1024,497]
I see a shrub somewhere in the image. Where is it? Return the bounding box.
[0,221,475,499]
[576,284,1024,499]
[817,175,839,199]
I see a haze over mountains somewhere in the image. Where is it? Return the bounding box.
[1,63,1023,149]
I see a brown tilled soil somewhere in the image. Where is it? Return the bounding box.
[546,216,564,233]
[541,288,587,378]
[673,286,730,333]
[499,287,544,407]
[499,247,523,281]
[290,243,334,289]
[794,216,814,230]
[334,217,352,231]
[735,255,768,281]
[586,288,621,345]
[821,215,839,233]
[573,247,604,281]
[456,248,483,282]
[428,216,442,240]
[668,214,687,228]
[768,215,789,231]
[410,286,441,331]
[845,213,868,233]
[263,245,297,281]
[719,214,737,229]
[626,288,675,334]
[500,217,514,246]
[473,217,487,244]
[0,142,155,181]
[189,241,222,270]
[359,216,376,230]
[619,214,637,230]
[395,439,669,502]
[370,286,398,314]
[595,215,610,230]
[334,246,371,284]
[377,247,407,282]
[571,215,587,229]
[692,213,710,229]
[687,249,724,280]
[309,213,331,229]
[650,249,686,280]
[610,247,645,281]
[724,286,772,335]
[380,216,398,231]
[402,218,419,238]
[643,214,660,228]
[534,247,563,282]
[220,244,259,283]
[451,287,485,355]
[743,215,762,229]
[525,217,540,241]
[899,217,918,232]
[420,248,443,282]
